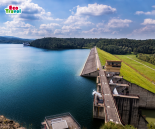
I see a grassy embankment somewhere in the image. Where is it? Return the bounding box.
[116,55,155,83]
[97,48,155,94]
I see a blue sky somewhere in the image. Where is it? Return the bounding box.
[0,0,155,39]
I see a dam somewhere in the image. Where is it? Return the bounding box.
[81,46,155,129]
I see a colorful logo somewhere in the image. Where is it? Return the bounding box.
[4,5,22,14]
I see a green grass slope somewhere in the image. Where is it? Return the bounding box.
[116,55,155,83]
[97,48,155,94]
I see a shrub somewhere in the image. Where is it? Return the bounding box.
[147,122,155,129]
[100,122,136,129]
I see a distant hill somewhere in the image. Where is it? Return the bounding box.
[30,37,100,49]
[0,36,34,44]
[31,37,155,54]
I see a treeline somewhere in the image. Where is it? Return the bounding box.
[0,36,33,44]
[30,38,100,49]
[96,38,155,54]
[30,38,155,55]
[137,53,155,65]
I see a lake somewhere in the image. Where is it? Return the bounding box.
[0,44,104,129]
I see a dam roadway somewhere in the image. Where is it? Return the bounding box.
[81,47,122,124]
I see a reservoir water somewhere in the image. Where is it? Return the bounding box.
[0,44,104,129]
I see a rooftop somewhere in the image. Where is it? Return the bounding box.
[42,113,81,129]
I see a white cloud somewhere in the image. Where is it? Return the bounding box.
[135,11,145,15]
[4,19,33,28]
[54,25,81,35]
[82,27,110,34]
[75,3,116,16]
[84,18,132,35]
[1,19,60,38]
[141,19,155,25]
[3,0,61,21]
[111,31,119,34]
[135,10,155,15]
[75,21,93,26]
[132,25,155,34]
[107,18,132,28]
[62,25,80,30]
[0,0,25,5]
[152,5,155,8]
[96,21,104,27]
[64,15,93,26]
[40,23,60,29]
[0,19,36,37]
[64,15,87,24]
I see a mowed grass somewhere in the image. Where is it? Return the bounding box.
[116,55,155,83]
[97,48,155,94]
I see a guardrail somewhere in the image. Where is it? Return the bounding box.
[103,71,126,125]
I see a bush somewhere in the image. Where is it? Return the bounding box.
[100,122,136,129]
[147,122,155,129]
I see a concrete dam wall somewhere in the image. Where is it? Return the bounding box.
[107,77,155,109]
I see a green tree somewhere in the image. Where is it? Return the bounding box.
[100,122,136,129]
[147,122,155,129]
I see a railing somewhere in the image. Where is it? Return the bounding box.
[94,95,96,106]
[45,118,50,129]
[112,95,126,125]
[102,92,108,122]
[104,71,126,125]
[109,84,126,125]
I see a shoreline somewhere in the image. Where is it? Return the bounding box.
[0,115,26,129]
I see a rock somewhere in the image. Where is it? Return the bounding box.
[14,122,20,128]
[0,116,25,129]
[0,115,6,122]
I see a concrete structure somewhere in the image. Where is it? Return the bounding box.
[82,47,122,124]
[107,76,155,109]
[41,113,81,129]
[81,46,152,129]
[99,69,122,124]
[80,47,99,77]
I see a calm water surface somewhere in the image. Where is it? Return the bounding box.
[0,44,104,129]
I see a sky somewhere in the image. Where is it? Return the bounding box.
[0,0,155,39]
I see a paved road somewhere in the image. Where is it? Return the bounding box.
[95,47,122,124]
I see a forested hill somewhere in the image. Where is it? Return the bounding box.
[30,38,100,49]
[30,38,155,54]
[0,36,33,44]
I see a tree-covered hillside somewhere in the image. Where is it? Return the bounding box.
[30,38,100,49]
[96,39,155,54]
[0,36,33,44]
[30,38,155,54]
